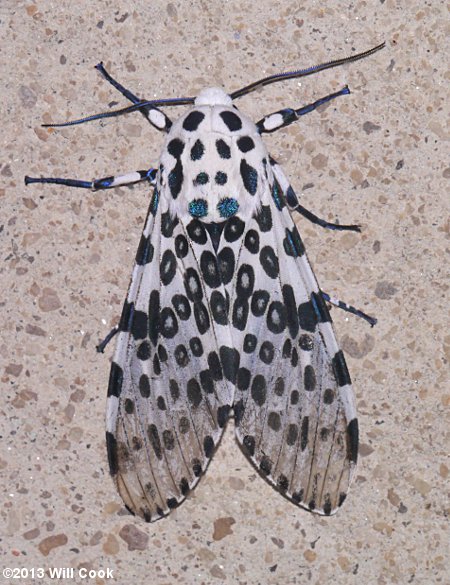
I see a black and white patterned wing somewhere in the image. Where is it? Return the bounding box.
[106,194,232,522]
[233,170,358,515]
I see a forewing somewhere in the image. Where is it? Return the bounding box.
[233,170,358,515]
[106,196,231,522]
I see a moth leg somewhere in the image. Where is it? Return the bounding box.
[96,62,142,105]
[96,326,119,353]
[273,174,360,232]
[257,86,350,134]
[25,167,157,190]
[294,201,360,232]
[321,292,377,326]
[95,62,173,131]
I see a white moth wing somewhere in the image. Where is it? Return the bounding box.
[106,195,231,522]
[232,165,357,515]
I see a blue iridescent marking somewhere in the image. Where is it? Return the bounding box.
[217,197,239,218]
[285,230,297,257]
[272,182,282,210]
[150,188,159,215]
[189,198,208,218]
[311,293,322,322]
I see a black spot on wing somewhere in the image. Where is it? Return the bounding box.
[220,110,242,131]
[148,290,160,346]
[183,110,205,131]
[187,219,207,245]
[267,301,286,334]
[304,365,317,391]
[220,346,240,384]
[106,431,118,475]
[259,341,274,364]
[254,205,272,232]
[223,216,245,242]
[139,374,150,398]
[168,158,183,199]
[190,138,204,160]
[232,298,249,330]
[217,247,235,284]
[189,336,203,357]
[174,344,189,367]
[300,417,309,451]
[251,375,267,406]
[215,171,227,185]
[135,234,154,265]
[160,249,177,286]
[236,264,255,298]
[216,138,231,159]
[244,229,259,254]
[237,367,251,391]
[160,307,178,338]
[286,423,298,446]
[243,333,257,353]
[251,290,269,316]
[200,251,221,288]
[242,435,255,456]
[161,211,178,237]
[298,301,318,333]
[240,159,258,195]
[107,362,123,397]
[208,351,223,380]
[187,378,202,408]
[200,369,214,394]
[175,234,188,258]
[347,419,359,463]
[184,267,203,301]
[172,294,191,321]
[332,350,351,387]
[282,285,299,338]
[268,411,281,431]
[131,310,148,340]
[137,340,150,361]
[259,246,279,279]
[210,291,228,325]
[167,138,185,158]
[194,301,210,334]
[203,435,215,457]
[237,136,255,152]
[147,424,162,460]
[217,405,231,428]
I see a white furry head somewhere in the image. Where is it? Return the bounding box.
[194,87,232,107]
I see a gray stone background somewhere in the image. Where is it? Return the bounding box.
[1,1,448,584]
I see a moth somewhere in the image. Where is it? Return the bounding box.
[26,42,384,522]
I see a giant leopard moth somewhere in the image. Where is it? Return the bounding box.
[26,42,384,522]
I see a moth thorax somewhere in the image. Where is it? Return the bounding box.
[194,87,232,106]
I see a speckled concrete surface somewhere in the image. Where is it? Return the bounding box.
[1,2,448,584]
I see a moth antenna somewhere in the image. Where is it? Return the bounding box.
[42,96,195,129]
[230,42,385,100]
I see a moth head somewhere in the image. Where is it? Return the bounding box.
[194,87,232,107]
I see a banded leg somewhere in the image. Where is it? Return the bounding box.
[257,86,350,134]
[25,168,157,190]
[95,62,172,131]
[321,292,377,326]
